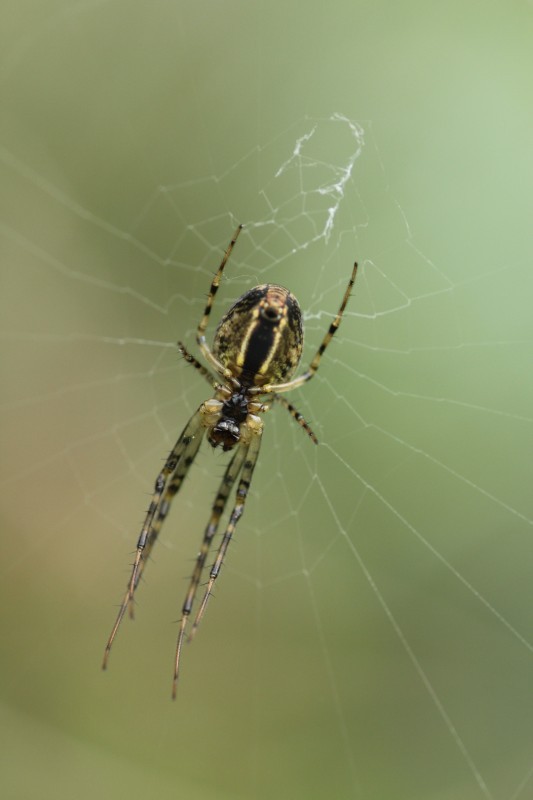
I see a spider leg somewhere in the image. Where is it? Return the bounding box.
[185,428,262,652]
[196,224,243,381]
[257,261,358,395]
[273,394,318,444]
[178,341,218,390]
[172,445,248,697]
[127,417,206,607]
[102,406,205,670]
[129,351,216,605]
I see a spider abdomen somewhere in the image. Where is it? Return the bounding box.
[213,284,303,387]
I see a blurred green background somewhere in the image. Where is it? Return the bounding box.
[1,1,532,799]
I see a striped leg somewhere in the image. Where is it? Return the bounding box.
[178,341,217,390]
[196,224,243,377]
[172,446,248,697]
[260,261,358,394]
[273,394,318,444]
[302,261,358,381]
[102,407,205,669]
[127,422,205,607]
[185,430,262,648]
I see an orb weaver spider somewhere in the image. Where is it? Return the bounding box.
[103,225,358,697]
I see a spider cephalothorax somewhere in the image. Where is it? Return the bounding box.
[103,224,358,697]
[206,389,249,450]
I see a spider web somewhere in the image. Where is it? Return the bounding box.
[1,3,532,800]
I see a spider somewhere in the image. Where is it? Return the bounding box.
[103,225,358,697]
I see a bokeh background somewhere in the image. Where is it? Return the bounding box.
[1,2,532,799]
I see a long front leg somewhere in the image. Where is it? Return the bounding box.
[102,407,205,670]
[172,446,248,697]
[128,417,206,604]
[187,428,262,648]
